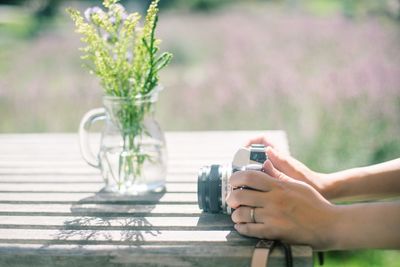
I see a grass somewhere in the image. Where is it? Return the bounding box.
[322,250,400,267]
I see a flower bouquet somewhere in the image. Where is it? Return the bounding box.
[68,0,172,193]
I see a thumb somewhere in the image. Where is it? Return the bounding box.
[262,159,293,183]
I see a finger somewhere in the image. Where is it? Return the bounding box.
[266,146,301,175]
[231,206,265,224]
[244,135,276,148]
[229,170,278,192]
[226,189,267,209]
[266,146,287,168]
[244,135,264,147]
[262,159,292,183]
[234,223,279,240]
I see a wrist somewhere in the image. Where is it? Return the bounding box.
[309,171,334,199]
[326,204,348,250]
[323,202,400,250]
[322,167,368,200]
[318,172,344,200]
[312,203,343,250]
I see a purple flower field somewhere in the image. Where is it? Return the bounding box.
[157,4,400,171]
[0,2,399,173]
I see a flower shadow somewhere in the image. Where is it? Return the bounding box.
[53,188,166,246]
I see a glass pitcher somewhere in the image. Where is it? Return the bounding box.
[79,89,167,194]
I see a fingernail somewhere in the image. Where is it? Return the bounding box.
[234,224,238,230]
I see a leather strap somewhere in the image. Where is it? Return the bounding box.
[251,240,294,267]
[251,240,274,267]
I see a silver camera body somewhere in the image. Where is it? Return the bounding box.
[197,144,267,214]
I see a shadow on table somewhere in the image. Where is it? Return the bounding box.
[196,211,258,244]
[51,187,166,246]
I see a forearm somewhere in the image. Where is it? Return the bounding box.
[321,158,400,200]
[329,201,400,250]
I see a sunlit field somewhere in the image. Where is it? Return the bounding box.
[0,0,399,266]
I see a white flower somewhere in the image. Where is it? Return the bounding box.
[84,6,103,23]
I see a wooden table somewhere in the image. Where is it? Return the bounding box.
[0,131,312,266]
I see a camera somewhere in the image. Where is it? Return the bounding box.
[197,144,267,214]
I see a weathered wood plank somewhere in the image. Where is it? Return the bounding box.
[0,192,197,204]
[0,168,99,175]
[0,183,197,193]
[0,145,256,154]
[0,175,104,183]
[0,243,312,258]
[0,203,201,215]
[0,160,228,168]
[0,215,233,229]
[0,229,250,243]
[0,167,199,175]
[0,131,286,146]
[0,243,312,267]
[0,131,288,156]
[0,158,222,169]
[0,183,104,192]
[0,174,199,183]
[0,243,312,257]
[0,155,231,161]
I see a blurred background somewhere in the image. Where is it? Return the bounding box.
[0,0,399,265]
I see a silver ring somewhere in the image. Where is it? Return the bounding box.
[250,207,256,223]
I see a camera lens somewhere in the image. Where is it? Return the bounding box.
[197,145,266,214]
[197,164,223,213]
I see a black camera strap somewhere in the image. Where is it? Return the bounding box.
[251,240,325,267]
[251,240,293,267]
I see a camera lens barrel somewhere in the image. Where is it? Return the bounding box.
[198,165,222,213]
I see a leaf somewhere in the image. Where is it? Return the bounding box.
[155,52,173,71]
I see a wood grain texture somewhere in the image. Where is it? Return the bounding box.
[0,131,312,267]
[0,192,198,203]
[0,243,311,267]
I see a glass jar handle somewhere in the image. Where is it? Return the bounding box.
[79,108,106,168]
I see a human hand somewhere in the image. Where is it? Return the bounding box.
[226,160,339,250]
[246,134,329,197]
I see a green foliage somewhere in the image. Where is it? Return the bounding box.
[133,0,173,95]
[66,0,172,98]
[321,250,400,267]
